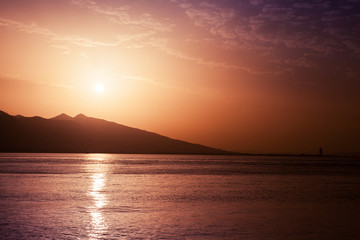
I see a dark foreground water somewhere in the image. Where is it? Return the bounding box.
[0,153,359,240]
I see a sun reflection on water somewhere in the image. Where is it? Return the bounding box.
[87,153,108,161]
[87,155,109,239]
[90,173,107,208]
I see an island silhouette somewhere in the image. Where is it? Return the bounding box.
[0,110,231,154]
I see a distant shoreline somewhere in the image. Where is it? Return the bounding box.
[0,151,359,158]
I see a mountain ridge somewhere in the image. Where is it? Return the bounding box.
[0,110,233,154]
[52,113,73,121]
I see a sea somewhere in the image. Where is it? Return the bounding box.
[0,153,359,240]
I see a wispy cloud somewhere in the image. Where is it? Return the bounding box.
[0,73,74,89]
[249,0,264,6]
[0,17,53,36]
[182,2,237,39]
[51,44,71,54]
[2,0,359,80]
[71,0,174,33]
[70,0,271,73]
[0,17,120,48]
[121,75,200,94]
[175,0,360,76]
[147,37,269,75]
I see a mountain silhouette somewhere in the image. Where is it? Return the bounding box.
[0,110,232,154]
[52,113,72,121]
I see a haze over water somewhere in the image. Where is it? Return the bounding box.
[0,153,359,239]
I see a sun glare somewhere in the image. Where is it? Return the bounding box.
[95,83,104,93]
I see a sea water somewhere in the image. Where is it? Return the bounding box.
[0,153,359,239]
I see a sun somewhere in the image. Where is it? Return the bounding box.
[95,83,104,92]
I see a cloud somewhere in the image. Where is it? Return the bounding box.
[179,3,192,9]
[259,4,295,21]
[343,40,360,57]
[2,0,359,80]
[0,15,256,73]
[181,0,359,77]
[147,37,270,75]
[120,75,200,94]
[182,1,237,39]
[69,0,269,74]
[71,0,174,32]
[0,17,120,48]
[0,17,53,37]
[0,73,74,89]
[51,44,71,54]
[293,2,315,9]
[249,0,263,6]
[53,35,118,47]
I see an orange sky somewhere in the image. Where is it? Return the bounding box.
[1,0,359,154]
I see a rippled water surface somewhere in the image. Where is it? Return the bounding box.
[0,153,360,239]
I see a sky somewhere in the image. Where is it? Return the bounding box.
[0,0,359,154]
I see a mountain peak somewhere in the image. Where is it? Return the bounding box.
[52,113,72,121]
[0,110,10,116]
[75,113,87,119]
